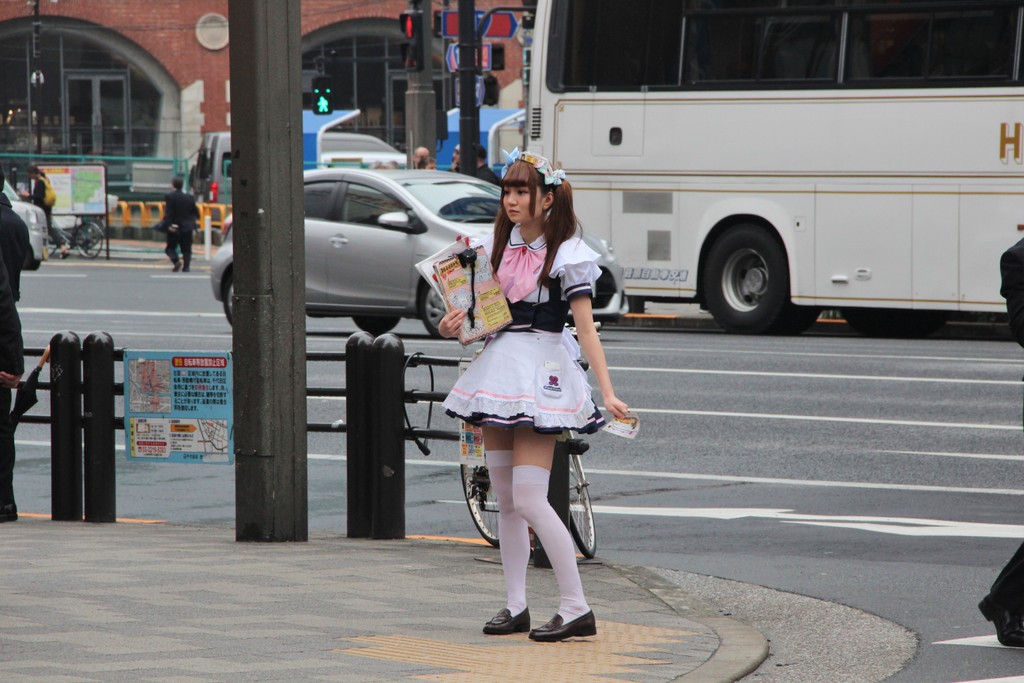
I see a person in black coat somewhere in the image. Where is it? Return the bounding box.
[0,167,25,522]
[155,176,199,272]
[474,146,501,185]
[979,235,1024,646]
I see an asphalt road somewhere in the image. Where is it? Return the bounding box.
[12,257,1024,682]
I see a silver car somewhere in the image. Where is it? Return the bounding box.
[210,169,627,337]
[2,180,45,270]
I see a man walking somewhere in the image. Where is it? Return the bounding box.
[156,177,199,272]
[979,235,1024,645]
[0,166,26,522]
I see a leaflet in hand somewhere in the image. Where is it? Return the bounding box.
[602,412,640,439]
[432,246,512,345]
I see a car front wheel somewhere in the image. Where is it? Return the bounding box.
[222,271,234,325]
[418,284,446,338]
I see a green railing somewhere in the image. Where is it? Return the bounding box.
[0,153,189,202]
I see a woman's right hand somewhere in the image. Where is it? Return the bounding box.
[439,309,466,338]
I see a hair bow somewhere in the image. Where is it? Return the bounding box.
[500,147,566,186]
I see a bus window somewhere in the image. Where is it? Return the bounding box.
[555,0,684,91]
[847,7,1015,82]
[759,16,839,81]
[929,9,1014,79]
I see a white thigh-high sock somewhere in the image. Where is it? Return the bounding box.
[486,450,528,614]
[512,465,590,620]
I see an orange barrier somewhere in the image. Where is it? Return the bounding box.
[198,203,231,233]
[111,201,132,227]
[141,202,165,227]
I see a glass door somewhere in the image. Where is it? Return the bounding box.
[64,71,129,156]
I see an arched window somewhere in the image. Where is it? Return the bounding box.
[0,29,162,156]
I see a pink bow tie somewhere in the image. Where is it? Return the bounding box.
[498,245,547,303]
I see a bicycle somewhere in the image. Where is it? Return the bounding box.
[461,436,597,559]
[51,215,105,259]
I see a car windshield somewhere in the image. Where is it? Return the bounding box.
[402,179,500,223]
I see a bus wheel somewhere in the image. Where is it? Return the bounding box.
[843,308,948,338]
[704,225,791,334]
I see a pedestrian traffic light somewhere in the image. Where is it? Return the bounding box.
[399,10,425,72]
[311,76,334,115]
[490,44,506,72]
[482,74,500,106]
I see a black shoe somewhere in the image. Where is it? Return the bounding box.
[529,610,596,642]
[172,261,182,272]
[182,267,190,272]
[980,596,1024,647]
[0,503,18,522]
[483,607,530,635]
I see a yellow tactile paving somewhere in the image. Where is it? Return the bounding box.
[333,620,701,682]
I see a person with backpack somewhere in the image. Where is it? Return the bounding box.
[22,165,68,259]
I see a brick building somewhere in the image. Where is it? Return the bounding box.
[0,0,525,161]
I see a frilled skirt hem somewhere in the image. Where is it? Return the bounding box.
[442,330,606,435]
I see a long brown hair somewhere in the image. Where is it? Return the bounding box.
[491,159,580,288]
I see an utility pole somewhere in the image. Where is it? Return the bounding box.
[457,0,479,178]
[31,0,42,155]
[405,0,436,165]
[228,0,308,542]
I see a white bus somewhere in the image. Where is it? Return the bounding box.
[527,0,1024,336]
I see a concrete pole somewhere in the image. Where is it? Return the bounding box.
[458,0,479,178]
[227,0,308,542]
[406,0,436,167]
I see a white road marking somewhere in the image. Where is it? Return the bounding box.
[588,467,1024,495]
[610,366,1019,386]
[934,635,1005,648]
[19,307,223,317]
[632,407,1018,431]
[608,344,1022,366]
[945,676,1024,683]
[22,273,88,278]
[587,506,1024,537]
[883,450,1024,463]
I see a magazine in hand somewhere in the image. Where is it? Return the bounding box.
[416,240,512,345]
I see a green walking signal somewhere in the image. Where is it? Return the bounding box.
[311,76,334,115]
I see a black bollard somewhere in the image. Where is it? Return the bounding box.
[49,331,82,521]
[345,332,375,538]
[533,435,571,569]
[82,332,116,523]
[369,333,405,540]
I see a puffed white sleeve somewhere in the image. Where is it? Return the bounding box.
[552,237,601,301]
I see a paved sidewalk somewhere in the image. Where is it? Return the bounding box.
[2,518,767,682]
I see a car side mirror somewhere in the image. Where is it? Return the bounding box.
[378,210,426,234]
[378,211,409,229]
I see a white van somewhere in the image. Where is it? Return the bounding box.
[189,132,232,205]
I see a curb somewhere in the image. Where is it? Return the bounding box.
[607,314,1012,340]
[612,564,769,683]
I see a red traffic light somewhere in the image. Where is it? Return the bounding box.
[398,10,425,72]
[401,13,415,39]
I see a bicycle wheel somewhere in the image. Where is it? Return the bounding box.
[76,220,105,259]
[568,453,597,558]
[461,463,499,547]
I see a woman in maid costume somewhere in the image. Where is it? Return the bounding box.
[440,149,629,642]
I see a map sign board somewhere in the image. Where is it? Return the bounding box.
[37,164,108,216]
[124,350,233,465]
